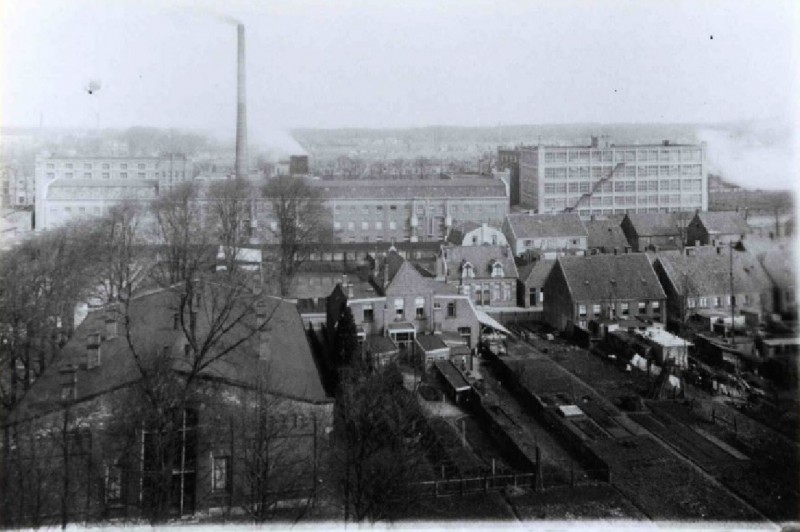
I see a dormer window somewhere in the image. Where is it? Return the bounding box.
[491,262,504,278]
[461,261,475,279]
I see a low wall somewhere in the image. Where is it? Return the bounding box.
[489,358,611,482]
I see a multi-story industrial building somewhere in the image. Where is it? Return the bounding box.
[303,177,508,244]
[518,137,707,217]
[34,154,192,230]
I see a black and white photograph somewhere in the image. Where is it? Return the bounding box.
[1,1,798,530]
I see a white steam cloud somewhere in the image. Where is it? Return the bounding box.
[696,119,796,191]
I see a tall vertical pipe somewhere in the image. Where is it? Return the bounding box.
[235,23,248,179]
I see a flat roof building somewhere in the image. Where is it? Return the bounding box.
[35,154,193,230]
[518,137,707,218]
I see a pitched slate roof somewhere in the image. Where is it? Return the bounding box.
[585,219,630,251]
[442,245,518,282]
[382,249,406,285]
[695,211,751,235]
[519,259,556,287]
[506,213,587,240]
[656,250,772,297]
[624,213,689,236]
[556,253,666,301]
[378,250,459,296]
[416,334,449,352]
[365,335,399,355]
[760,241,797,290]
[12,283,330,422]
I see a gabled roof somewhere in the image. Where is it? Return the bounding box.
[694,211,751,235]
[446,221,482,244]
[555,254,666,301]
[384,260,432,295]
[12,282,330,422]
[656,250,772,297]
[760,241,798,290]
[382,249,406,285]
[624,213,690,236]
[505,213,587,239]
[442,245,518,281]
[378,250,459,296]
[519,259,556,287]
[585,219,630,251]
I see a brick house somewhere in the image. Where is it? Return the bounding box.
[686,211,751,247]
[436,244,518,308]
[620,212,691,252]
[502,212,588,259]
[543,253,667,332]
[653,247,774,327]
[517,259,555,308]
[325,249,485,372]
[4,283,333,523]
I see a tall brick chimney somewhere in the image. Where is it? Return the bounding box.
[235,23,248,179]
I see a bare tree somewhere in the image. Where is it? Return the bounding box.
[262,176,333,297]
[336,365,430,523]
[207,178,255,272]
[226,376,319,522]
[0,221,104,413]
[149,181,214,286]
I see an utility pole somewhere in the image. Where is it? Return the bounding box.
[729,242,735,344]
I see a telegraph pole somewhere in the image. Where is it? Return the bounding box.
[729,242,735,344]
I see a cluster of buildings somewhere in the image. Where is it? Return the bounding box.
[5,130,797,522]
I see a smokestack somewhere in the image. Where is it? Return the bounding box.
[235,23,248,179]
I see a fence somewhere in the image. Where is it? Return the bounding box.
[416,472,537,497]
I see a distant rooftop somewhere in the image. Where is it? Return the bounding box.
[309,177,507,200]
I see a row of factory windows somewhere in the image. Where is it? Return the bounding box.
[542,165,703,180]
[44,161,174,170]
[332,202,505,216]
[533,148,702,164]
[542,179,703,195]
[543,194,702,209]
[47,171,187,180]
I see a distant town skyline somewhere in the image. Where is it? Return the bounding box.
[2,0,798,132]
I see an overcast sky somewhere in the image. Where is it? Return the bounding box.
[2,0,798,133]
